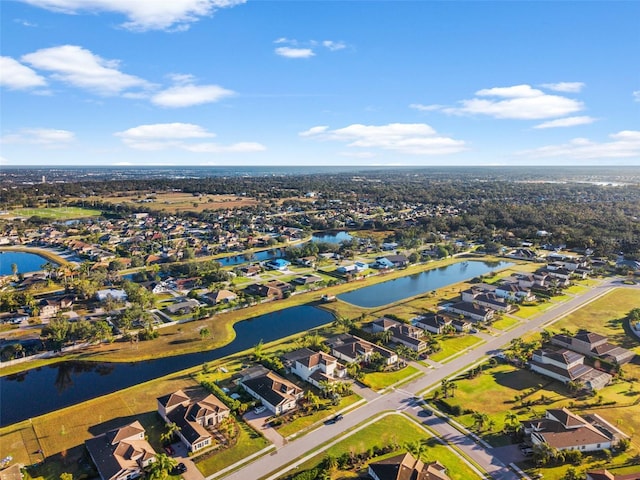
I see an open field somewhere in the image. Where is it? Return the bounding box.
[8,206,103,220]
[430,335,484,363]
[277,413,483,480]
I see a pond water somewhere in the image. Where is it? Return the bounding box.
[311,231,353,244]
[337,260,514,308]
[216,248,285,267]
[0,251,54,275]
[0,305,334,426]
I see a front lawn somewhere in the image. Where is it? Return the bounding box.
[429,335,483,362]
[491,316,520,331]
[360,365,420,390]
[281,413,483,480]
[196,419,269,477]
[275,394,362,438]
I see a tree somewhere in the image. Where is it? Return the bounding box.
[146,453,177,480]
[441,378,451,398]
[253,339,264,360]
[472,411,489,431]
[505,411,519,432]
[11,263,18,278]
[404,440,427,460]
[448,382,458,397]
[60,473,73,480]
[199,327,211,340]
[532,442,557,466]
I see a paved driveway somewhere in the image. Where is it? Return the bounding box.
[243,410,285,447]
[170,442,205,480]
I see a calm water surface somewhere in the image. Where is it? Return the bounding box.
[0,251,54,275]
[338,260,514,308]
[0,305,334,426]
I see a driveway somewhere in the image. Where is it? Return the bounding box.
[169,442,205,480]
[243,410,285,447]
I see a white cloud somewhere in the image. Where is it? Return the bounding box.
[22,45,151,95]
[14,18,38,27]
[300,123,466,155]
[533,116,596,129]
[322,40,346,51]
[634,91,640,102]
[539,82,585,93]
[339,151,376,158]
[18,0,246,31]
[152,83,234,107]
[441,84,584,120]
[520,130,640,159]
[409,103,444,112]
[1,128,75,147]
[115,122,265,153]
[275,47,315,59]
[0,56,47,90]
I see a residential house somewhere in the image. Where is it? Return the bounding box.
[283,347,347,388]
[85,421,156,480]
[239,366,304,415]
[202,289,237,305]
[494,281,536,302]
[473,293,515,313]
[446,302,494,323]
[0,309,29,325]
[265,258,290,271]
[587,469,640,480]
[529,348,612,391]
[293,274,323,286]
[244,283,283,300]
[370,317,427,352]
[514,272,548,289]
[38,299,59,319]
[238,265,261,277]
[326,334,398,366]
[96,289,128,302]
[166,298,200,315]
[368,452,450,480]
[551,331,635,365]
[522,408,627,453]
[336,262,368,275]
[157,389,230,453]
[414,313,453,335]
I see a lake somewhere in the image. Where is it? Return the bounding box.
[311,231,353,244]
[0,305,334,426]
[216,248,285,267]
[337,260,514,308]
[0,251,54,275]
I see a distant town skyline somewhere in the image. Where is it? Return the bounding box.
[1,0,639,166]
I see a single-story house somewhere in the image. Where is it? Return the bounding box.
[85,421,156,480]
[166,298,200,315]
[446,302,494,323]
[96,289,128,302]
[265,258,290,271]
[157,389,230,453]
[368,452,450,480]
[293,274,323,285]
[586,469,640,480]
[240,366,304,415]
[522,408,628,453]
[202,289,238,305]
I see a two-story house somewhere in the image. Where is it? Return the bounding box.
[283,348,347,388]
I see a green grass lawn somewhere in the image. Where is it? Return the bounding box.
[491,316,520,331]
[513,301,556,319]
[282,414,483,480]
[430,335,483,363]
[11,206,103,220]
[275,394,362,438]
[360,365,421,391]
[551,287,640,351]
[196,419,270,476]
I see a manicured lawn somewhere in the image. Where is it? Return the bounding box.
[491,316,520,331]
[286,414,483,480]
[430,335,483,362]
[360,365,420,391]
[275,394,362,438]
[551,287,640,351]
[10,206,103,220]
[196,420,270,476]
[513,301,556,319]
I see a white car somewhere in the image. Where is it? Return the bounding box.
[254,405,266,414]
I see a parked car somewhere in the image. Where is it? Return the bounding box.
[172,463,187,474]
[254,405,266,414]
[325,414,344,425]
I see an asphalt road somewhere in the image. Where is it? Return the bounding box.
[220,278,624,480]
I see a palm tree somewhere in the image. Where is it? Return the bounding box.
[505,411,519,432]
[448,381,458,397]
[441,378,451,398]
[253,339,264,360]
[380,329,393,344]
[404,440,427,460]
[11,263,18,278]
[146,453,177,480]
[472,411,489,431]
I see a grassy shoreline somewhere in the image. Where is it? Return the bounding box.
[1,254,516,376]
[0,246,71,266]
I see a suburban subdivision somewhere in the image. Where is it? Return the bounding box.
[1,168,639,480]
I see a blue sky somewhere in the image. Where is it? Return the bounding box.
[1,0,639,166]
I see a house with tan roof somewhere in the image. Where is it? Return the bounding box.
[587,469,640,480]
[240,366,304,415]
[370,317,427,352]
[368,452,450,480]
[85,420,156,480]
[551,330,635,365]
[529,347,612,391]
[326,334,398,366]
[522,408,628,453]
[157,389,230,453]
[283,347,347,388]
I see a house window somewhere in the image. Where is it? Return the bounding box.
[597,444,600,448]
